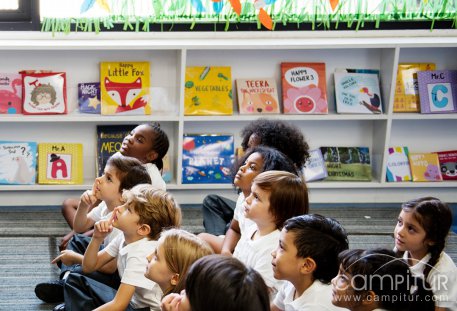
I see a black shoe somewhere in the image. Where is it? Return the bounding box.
[34,280,64,303]
[53,303,65,311]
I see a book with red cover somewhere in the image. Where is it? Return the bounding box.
[436,150,457,180]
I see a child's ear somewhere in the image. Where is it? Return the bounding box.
[300,257,317,274]
[138,223,151,237]
[170,273,180,286]
[146,151,158,162]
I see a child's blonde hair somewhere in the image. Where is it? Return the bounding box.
[122,184,182,240]
[159,228,214,296]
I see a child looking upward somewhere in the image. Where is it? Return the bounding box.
[394,197,456,310]
[233,170,309,296]
[35,153,152,304]
[59,122,170,250]
[58,185,182,311]
[271,214,349,311]
[145,228,213,297]
[161,254,271,311]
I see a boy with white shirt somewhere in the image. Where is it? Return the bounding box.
[271,214,349,311]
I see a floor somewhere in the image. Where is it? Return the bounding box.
[0,205,455,311]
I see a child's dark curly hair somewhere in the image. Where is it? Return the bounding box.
[240,118,310,169]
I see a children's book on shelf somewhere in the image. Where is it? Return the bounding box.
[162,153,172,183]
[235,78,280,114]
[281,62,328,114]
[393,63,436,112]
[320,147,372,181]
[417,70,457,114]
[184,66,233,116]
[303,149,328,182]
[38,143,83,184]
[78,82,101,114]
[96,124,136,177]
[334,71,382,114]
[386,146,412,182]
[0,73,22,114]
[408,152,443,182]
[100,61,151,115]
[0,141,37,185]
[182,134,234,184]
[21,71,67,115]
[436,150,457,181]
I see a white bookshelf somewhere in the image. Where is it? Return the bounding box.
[0,30,456,206]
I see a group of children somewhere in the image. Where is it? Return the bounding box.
[33,119,456,311]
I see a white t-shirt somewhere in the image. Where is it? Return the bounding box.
[233,223,283,294]
[145,163,166,191]
[232,193,254,236]
[405,251,457,310]
[273,280,346,311]
[105,235,162,310]
[86,201,121,245]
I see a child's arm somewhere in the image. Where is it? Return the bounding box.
[93,283,136,311]
[220,219,241,256]
[73,187,99,233]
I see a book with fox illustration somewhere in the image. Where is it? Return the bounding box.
[100,61,151,115]
[38,143,83,184]
[0,141,37,184]
[184,66,233,116]
[235,78,280,114]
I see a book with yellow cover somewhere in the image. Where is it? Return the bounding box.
[393,63,436,112]
[100,61,151,115]
[38,143,83,184]
[408,152,442,182]
[184,66,233,116]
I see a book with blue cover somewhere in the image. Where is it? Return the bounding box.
[303,149,328,182]
[78,82,101,114]
[320,146,372,181]
[182,134,235,184]
[0,141,37,184]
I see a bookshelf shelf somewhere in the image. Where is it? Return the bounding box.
[0,31,456,206]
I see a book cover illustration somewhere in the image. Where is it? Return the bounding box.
[21,71,67,115]
[38,143,83,184]
[320,147,372,181]
[408,152,443,182]
[78,82,101,114]
[100,61,151,115]
[386,146,412,182]
[303,149,328,182]
[0,73,22,114]
[182,134,234,184]
[417,70,457,114]
[393,63,436,112]
[235,78,280,114]
[0,141,37,185]
[334,72,382,114]
[162,153,172,183]
[184,66,233,116]
[436,150,457,181]
[281,62,328,114]
[96,124,136,177]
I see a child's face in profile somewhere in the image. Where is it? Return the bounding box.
[145,242,176,292]
[243,183,272,224]
[271,229,303,282]
[120,124,155,164]
[331,266,359,310]
[394,210,429,260]
[111,202,141,235]
[95,164,122,202]
[234,152,264,193]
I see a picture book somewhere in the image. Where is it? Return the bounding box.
[393,63,436,112]
[0,141,37,185]
[386,146,412,182]
[96,124,136,177]
[162,153,172,183]
[78,82,101,114]
[408,153,442,182]
[21,71,67,115]
[303,149,328,182]
[320,147,372,181]
[417,70,457,114]
[281,62,328,114]
[334,72,382,114]
[100,61,151,115]
[38,143,83,184]
[182,134,234,184]
[0,73,22,114]
[335,68,380,76]
[184,66,233,116]
[436,150,457,181]
[235,78,280,114]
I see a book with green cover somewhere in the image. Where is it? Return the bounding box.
[320,147,372,181]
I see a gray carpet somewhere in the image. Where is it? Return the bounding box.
[0,205,455,310]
